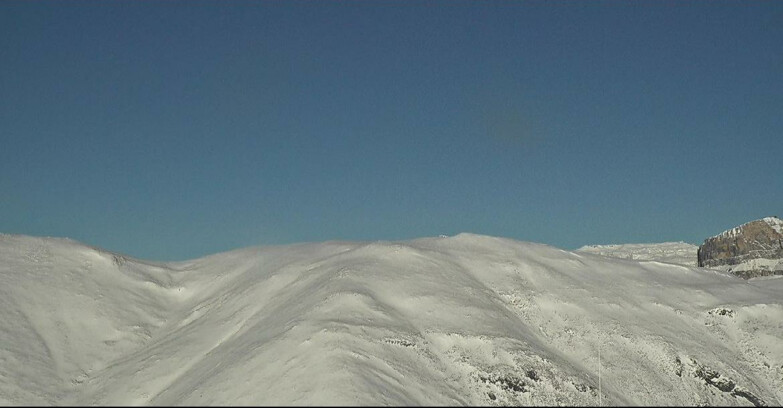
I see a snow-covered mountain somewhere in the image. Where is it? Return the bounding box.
[698,216,783,279]
[1,233,782,406]
[575,242,699,267]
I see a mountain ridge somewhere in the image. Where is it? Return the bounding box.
[1,233,782,406]
[576,241,699,267]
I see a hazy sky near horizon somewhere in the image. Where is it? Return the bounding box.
[2,1,782,261]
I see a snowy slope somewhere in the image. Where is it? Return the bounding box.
[576,242,699,267]
[1,233,782,406]
[764,217,783,235]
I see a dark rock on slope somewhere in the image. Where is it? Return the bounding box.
[697,216,783,279]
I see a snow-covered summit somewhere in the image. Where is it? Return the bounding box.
[1,233,782,406]
[575,241,698,266]
[698,216,783,279]
[763,216,783,235]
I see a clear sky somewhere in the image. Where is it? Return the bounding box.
[1,1,782,261]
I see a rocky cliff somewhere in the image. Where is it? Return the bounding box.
[697,216,783,279]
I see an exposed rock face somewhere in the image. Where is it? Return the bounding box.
[698,216,783,279]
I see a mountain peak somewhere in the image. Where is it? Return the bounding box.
[715,216,783,240]
[762,216,783,235]
[699,217,783,279]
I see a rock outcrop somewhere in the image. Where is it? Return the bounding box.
[697,216,783,279]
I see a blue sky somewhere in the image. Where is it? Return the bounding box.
[1,1,782,261]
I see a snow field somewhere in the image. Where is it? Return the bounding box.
[1,232,781,406]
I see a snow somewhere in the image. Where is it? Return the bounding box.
[718,226,744,239]
[575,242,699,266]
[715,216,783,240]
[1,232,782,406]
[716,257,783,275]
[763,216,783,235]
